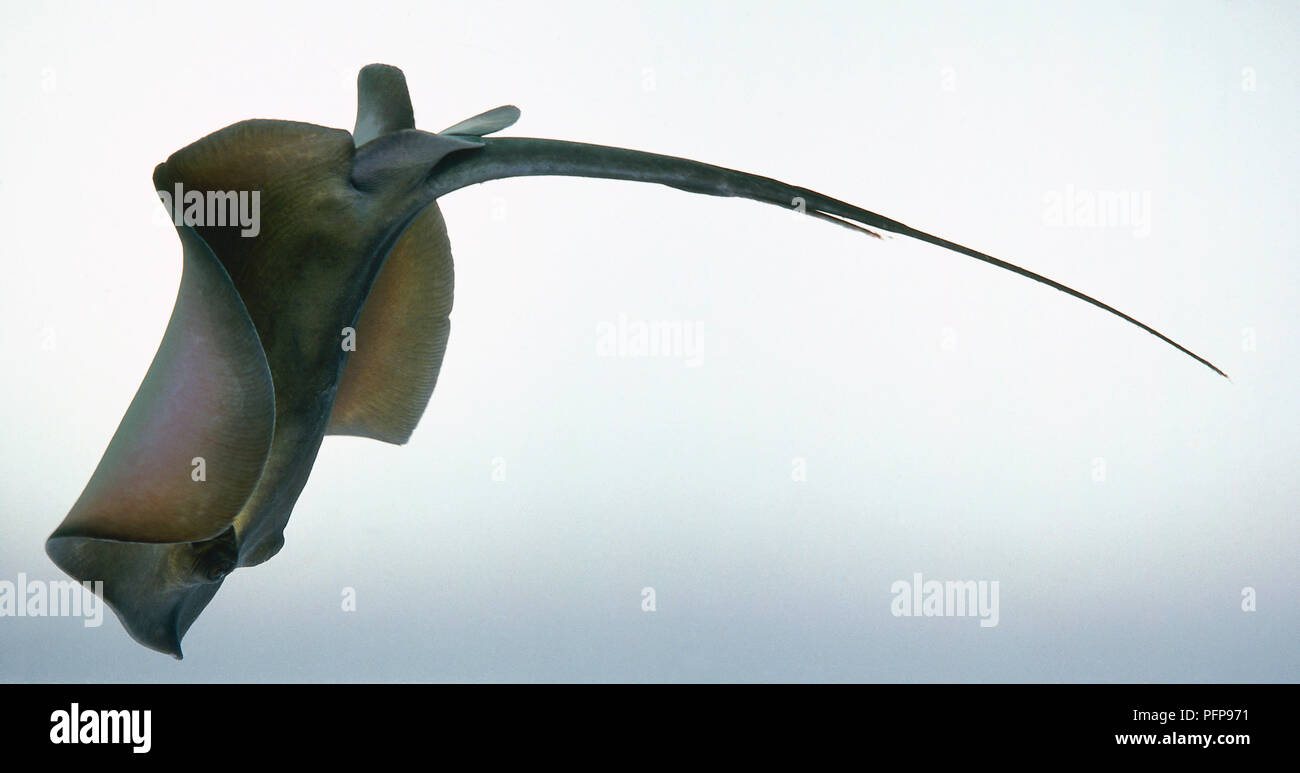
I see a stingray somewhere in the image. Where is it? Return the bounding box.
[45,64,1227,658]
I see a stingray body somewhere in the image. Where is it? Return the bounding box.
[46,64,1225,657]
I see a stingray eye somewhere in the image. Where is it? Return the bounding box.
[190,530,239,583]
[202,561,230,583]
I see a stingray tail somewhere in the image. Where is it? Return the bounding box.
[427,137,1227,379]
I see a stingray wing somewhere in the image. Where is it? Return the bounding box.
[46,225,275,656]
[326,202,455,444]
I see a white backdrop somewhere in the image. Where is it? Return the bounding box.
[1,0,1295,681]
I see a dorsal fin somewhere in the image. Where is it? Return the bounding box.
[440,105,521,137]
[355,63,416,145]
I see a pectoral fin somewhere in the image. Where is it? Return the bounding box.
[50,226,274,545]
[46,225,275,657]
[327,202,455,444]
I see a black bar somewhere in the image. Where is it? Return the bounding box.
[2,684,1287,758]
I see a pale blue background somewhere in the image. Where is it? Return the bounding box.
[1,0,1295,681]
